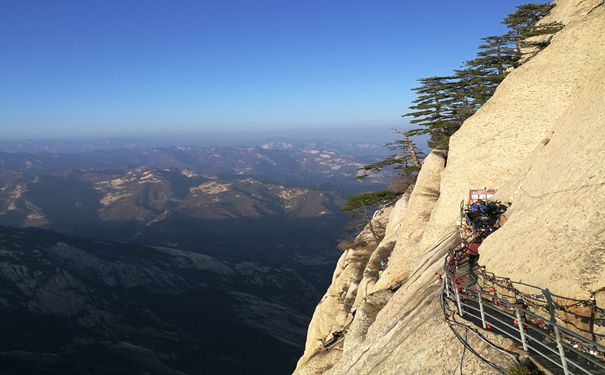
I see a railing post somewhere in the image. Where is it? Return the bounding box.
[544,288,570,375]
[444,274,450,298]
[454,282,464,317]
[590,291,597,347]
[478,291,486,329]
[553,325,570,375]
[515,307,528,351]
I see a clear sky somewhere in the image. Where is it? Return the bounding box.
[0,0,538,139]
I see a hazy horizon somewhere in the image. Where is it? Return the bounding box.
[1,0,538,139]
[0,125,415,148]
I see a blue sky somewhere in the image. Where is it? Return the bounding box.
[0,0,537,139]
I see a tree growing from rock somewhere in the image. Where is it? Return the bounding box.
[403,2,563,150]
[402,76,462,150]
[342,191,399,240]
[503,3,564,60]
[459,35,516,106]
[344,3,564,241]
[357,129,423,186]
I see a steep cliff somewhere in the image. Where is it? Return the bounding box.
[295,0,605,373]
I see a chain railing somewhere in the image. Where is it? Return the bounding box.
[443,247,605,375]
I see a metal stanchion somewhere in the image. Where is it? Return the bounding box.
[454,283,464,317]
[478,291,486,329]
[554,324,570,375]
[515,307,528,351]
[544,289,570,375]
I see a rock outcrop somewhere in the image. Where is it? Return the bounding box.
[295,206,392,373]
[294,1,605,373]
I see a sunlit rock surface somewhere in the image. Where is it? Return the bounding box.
[295,1,605,373]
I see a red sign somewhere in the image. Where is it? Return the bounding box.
[469,188,496,201]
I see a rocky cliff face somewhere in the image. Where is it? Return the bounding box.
[294,1,605,373]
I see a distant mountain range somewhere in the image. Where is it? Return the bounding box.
[0,142,387,260]
[0,142,387,188]
[0,141,389,373]
[1,167,342,229]
[0,166,350,266]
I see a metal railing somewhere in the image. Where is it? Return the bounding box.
[443,250,605,375]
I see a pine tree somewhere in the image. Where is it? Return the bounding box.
[465,35,515,77]
[357,130,423,181]
[402,76,461,150]
[502,3,563,61]
[342,190,400,240]
[503,3,554,37]
[449,67,484,120]
[346,132,421,238]
[402,4,563,151]
[456,35,516,108]
[342,191,400,215]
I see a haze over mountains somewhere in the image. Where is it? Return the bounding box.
[0,130,398,154]
[0,138,389,374]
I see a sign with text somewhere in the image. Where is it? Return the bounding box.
[469,188,496,201]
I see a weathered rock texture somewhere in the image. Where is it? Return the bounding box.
[294,1,605,373]
[375,150,446,290]
[295,207,392,373]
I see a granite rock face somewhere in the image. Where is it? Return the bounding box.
[295,1,605,373]
[294,207,392,373]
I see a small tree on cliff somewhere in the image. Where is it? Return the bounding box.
[402,76,462,150]
[469,35,516,76]
[502,3,564,61]
[402,3,563,151]
[459,35,516,106]
[345,132,422,239]
[342,191,399,240]
[356,129,423,189]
